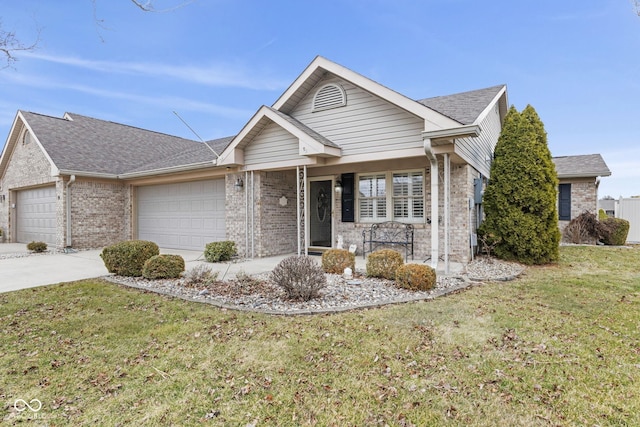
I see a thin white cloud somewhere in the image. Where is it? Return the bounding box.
[21,52,287,91]
[1,71,254,119]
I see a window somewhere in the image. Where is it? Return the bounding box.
[558,183,571,220]
[358,171,425,222]
[393,172,424,220]
[359,174,386,220]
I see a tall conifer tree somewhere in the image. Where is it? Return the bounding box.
[479,105,560,264]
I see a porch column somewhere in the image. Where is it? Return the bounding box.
[423,137,439,269]
[296,166,308,255]
[443,153,450,274]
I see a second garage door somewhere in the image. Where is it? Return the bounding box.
[137,179,226,251]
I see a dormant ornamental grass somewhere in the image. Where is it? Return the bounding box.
[1,246,639,426]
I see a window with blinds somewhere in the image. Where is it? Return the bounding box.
[358,170,425,222]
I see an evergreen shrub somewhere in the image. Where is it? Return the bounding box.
[27,241,47,253]
[366,249,404,279]
[100,240,159,277]
[395,263,436,291]
[321,249,356,274]
[204,241,236,262]
[142,254,185,279]
[601,218,630,246]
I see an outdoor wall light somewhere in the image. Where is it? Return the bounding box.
[234,178,244,189]
[0,194,5,203]
[334,180,342,194]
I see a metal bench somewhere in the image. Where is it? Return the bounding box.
[362,221,414,261]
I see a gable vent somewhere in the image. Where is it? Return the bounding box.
[313,83,347,112]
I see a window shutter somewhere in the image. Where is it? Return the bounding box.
[341,173,355,222]
[558,184,571,220]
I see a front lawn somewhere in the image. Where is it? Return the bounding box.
[1,246,639,426]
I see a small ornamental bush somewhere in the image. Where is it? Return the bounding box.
[562,211,604,244]
[321,249,356,274]
[270,256,326,301]
[184,264,219,287]
[366,249,404,280]
[601,218,630,246]
[598,209,608,221]
[142,254,185,279]
[27,241,47,253]
[395,264,436,291]
[100,240,159,277]
[204,241,236,263]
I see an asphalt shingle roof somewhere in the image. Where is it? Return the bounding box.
[552,154,611,178]
[417,85,506,125]
[21,111,231,175]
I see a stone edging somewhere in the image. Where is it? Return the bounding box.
[102,275,490,316]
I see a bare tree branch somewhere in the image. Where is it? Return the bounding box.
[0,20,40,69]
[130,0,197,13]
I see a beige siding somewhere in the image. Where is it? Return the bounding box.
[456,104,502,177]
[244,122,304,165]
[291,77,424,156]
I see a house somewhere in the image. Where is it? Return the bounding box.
[552,154,611,230]
[0,56,510,268]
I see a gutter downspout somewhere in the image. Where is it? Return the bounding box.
[423,137,439,270]
[65,175,76,248]
[245,171,249,259]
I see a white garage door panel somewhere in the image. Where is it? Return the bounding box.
[17,186,57,246]
[137,179,225,251]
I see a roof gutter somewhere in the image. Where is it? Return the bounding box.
[557,172,612,179]
[422,124,481,141]
[117,161,218,179]
[57,160,219,180]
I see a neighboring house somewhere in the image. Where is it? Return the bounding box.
[1,56,511,267]
[553,154,611,230]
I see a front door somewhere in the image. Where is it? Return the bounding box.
[309,180,332,248]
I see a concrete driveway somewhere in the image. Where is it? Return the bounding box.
[0,244,295,294]
[0,244,109,294]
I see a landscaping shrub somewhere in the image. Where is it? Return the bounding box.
[100,240,159,277]
[366,249,404,280]
[183,264,219,286]
[321,249,356,274]
[395,263,436,291]
[270,256,326,301]
[601,217,630,246]
[26,241,47,253]
[562,211,604,244]
[142,254,185,279]
[204,241,236,262]
[598,209,608,221]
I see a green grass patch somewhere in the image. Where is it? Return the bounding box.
[1,246,639,425]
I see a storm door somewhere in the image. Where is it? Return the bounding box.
[308,179,333,248]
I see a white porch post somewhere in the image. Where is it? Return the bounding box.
[296,166,301,255]
[423,137,439,269]
[443,153,450,274]
[296,165,308,256]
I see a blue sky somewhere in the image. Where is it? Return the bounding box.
[2,0,639,197]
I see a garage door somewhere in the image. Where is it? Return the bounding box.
[17,186,57,246]
[137,179,225,251]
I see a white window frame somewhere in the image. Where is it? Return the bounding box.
[357,169,426,223]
